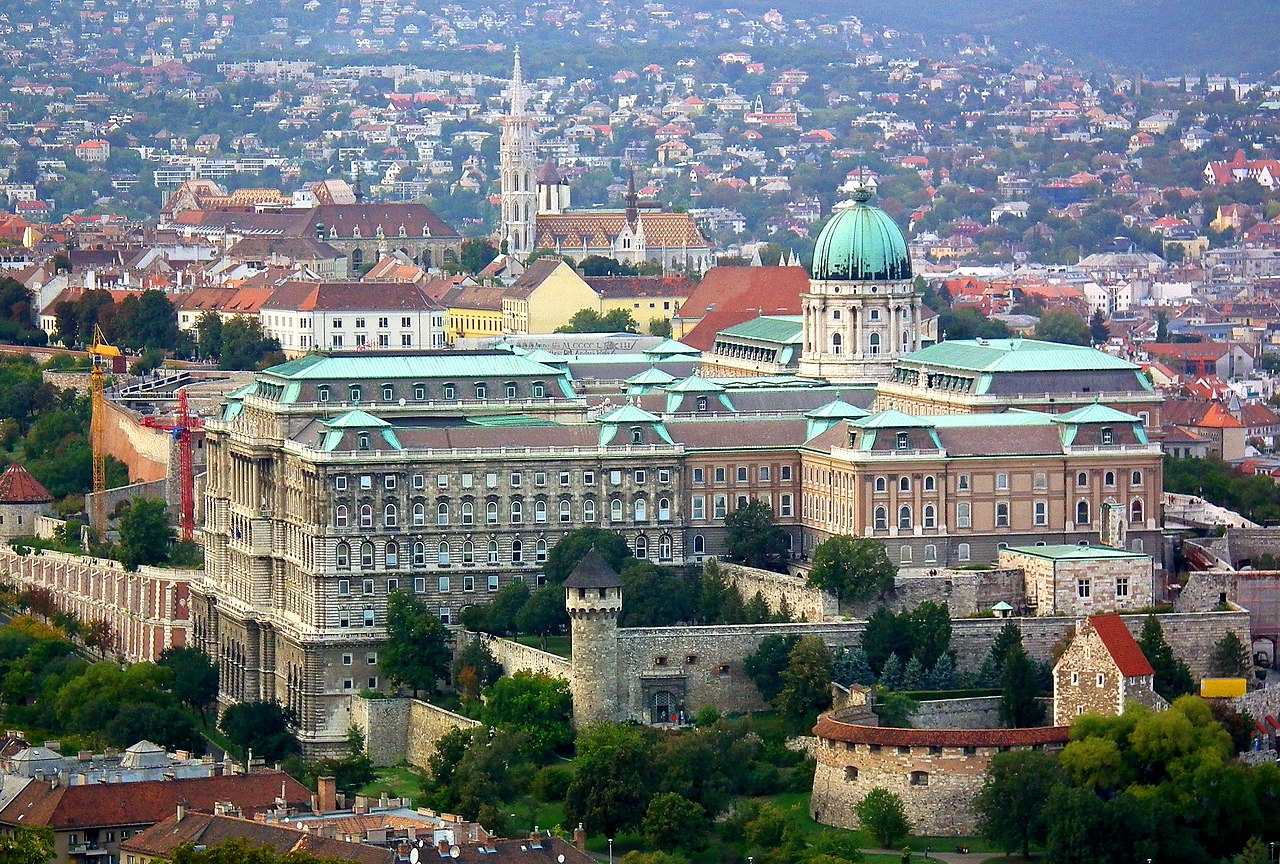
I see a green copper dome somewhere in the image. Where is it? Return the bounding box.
[810,189,912,282]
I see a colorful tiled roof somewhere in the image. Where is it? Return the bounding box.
[0,465,52,504]
[1089,614,1154,678]
[902,338,1138,373]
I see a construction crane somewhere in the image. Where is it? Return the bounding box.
[87,325,121,534]
[141,390,202,541]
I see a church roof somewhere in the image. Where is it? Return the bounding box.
[0,465,52,504]
[810,189,912,282]
[535,156,564,184]
[533,212,706,251]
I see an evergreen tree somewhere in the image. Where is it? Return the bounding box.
[927,653,957,690]
[1000,645,1046,728]
[1137,616,1196,701]
[878,653,905,691]
[902,656,926,690]
[832,648,875,687]
[1209,631,1251,678]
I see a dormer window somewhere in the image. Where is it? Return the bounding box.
[352,226,361,238]
[422,225,431,237]
[896,432,910,450]
[696,395,709,412]
[317,385,330,403]
[399,224,407,237]
[1100,426,1115,445]
[357,432,371,450]
[349,385,362,403]
[631,427,643,445]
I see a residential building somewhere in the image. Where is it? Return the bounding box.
[121,811,393,864]
[258,281,447,357]
[998,545,1153,616]
[1052,613,1165,725]
[502,259,599,335]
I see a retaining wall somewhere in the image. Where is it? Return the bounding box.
[480,634,570,680]
[349,694,482,769]
[720,562,836,622]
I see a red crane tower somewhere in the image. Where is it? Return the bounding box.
[142,391,202,541]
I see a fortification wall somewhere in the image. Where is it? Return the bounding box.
[41,370,92,396]
[841,568,1024,619]
[103,399,170,482]
[481,634,570,680]
[349,694,481,769]
[86,479,168,527]
[720,563,836,622]
[908,696,1003,730]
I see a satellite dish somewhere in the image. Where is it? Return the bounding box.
[399,397,406,406]
[558,856,566,863]
[410,850,420,864]
[450,847,461,859]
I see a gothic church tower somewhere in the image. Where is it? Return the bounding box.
[500,47,538,261]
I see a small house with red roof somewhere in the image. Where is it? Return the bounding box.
[0,464,53,539]
[1052,613,1165,725]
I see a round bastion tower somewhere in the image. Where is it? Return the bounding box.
[563,548,623,727]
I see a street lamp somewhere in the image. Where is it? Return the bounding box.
[608,838,613,864]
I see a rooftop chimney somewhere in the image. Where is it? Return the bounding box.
[177,803,186,822]
[573,825,586,851]
[317,776,336,815]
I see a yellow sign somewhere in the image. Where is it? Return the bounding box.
[1200,678,1247,698]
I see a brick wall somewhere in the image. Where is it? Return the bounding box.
[720,562,836,622]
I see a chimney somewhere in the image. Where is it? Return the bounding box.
[438,840,450,857]
[317,776,336,815]
[177,803,186,822]
[573,824,586,851]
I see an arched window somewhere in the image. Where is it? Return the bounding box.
[899,475,911,492]
[443,383,457,400]
[461,501,473,525]
[510,501,523,523]
[359,505,373,528]
[412,502,426,526]
[385,541,398,567]
[413,542,426,566]
[869,332,881,355]
[635,535,648,559]
[659,534,672,561]
[357,432,370,450]
[634,498,648,521]
[874,506,888,531]
[535,500,548,523]
[437,542,450,566]
[957,542,971,561]
[560,500,572,522]
[360,542,374,569]
[924,544,937,562]
[486,501,498,524]
[693,534,705,554]
[1077,471,1088,488]
[462,541,474,564]
[875,477,887,492]
[631,427,643,444]
[487,540,499,564]
[474,382,487,399]
[350,385,363,403]
[531,381,546,398]
[896,432,910,451]
[505,382,517,399]
[1104,471,1116,487]
[898,504,912,530]
[384,503,398,527]
[1076,500,1090,525]
[923,475,935,492]
[831,332,843,355]
[923,505,936,529]
[611,499,623,521]
[335,505,348,528]
[1130,538,1144,553]
[317,385,330,402]
[336,542,350,569]
[584,500,596,522]
[995,502,1009,527]
[1131,470,1143,486]
[437,502,449,525]
[535,539,548,562]
[1130,499,1144,524]
[511,539,523,563]
[658,497,671,520]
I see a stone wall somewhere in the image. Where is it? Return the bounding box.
[841,568,1024,619]
[103,399,171,482]
[480,634,570,680]
[909,696,1003,730]
[86,479,167,529]
[41,370,92,397]
[721,562,836,622]
[349,694,481,769]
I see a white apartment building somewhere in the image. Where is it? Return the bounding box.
[258,281,447,358]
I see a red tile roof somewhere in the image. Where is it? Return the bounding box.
[122,812,392,864]
[679,266,809,351]
[1089,614,1154,678]
[0,464,53,504]
[813,711,1070,747]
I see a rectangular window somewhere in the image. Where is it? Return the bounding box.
[535,472,547,486]
[439,607,451,625]
[363,608,375,627]
[342,653,353,666]
[360,475,372,490]
[658,469,671,484]
[759,466,771,481]
[781,465,792,481]
[369,676,379,689]
[486,472,498,488]
[1077,578,1091,599]
[1033,472,1047,490]
[736,466,748,482]
[384,475,396,490]
[461,473,473,488]
[343,678,354,690]
[362,578,374,595]
[610,470,623,485]
[995,473,1009,491]
[414,577,426,593]
[713,495,728,519]
[1034,501,1048,526]
[437,474,449,488]
[488,574,499,591]
[412,474,425,489]
[584,471,596,486]
[402,316,412,328]
[634,469,646,484]
[715,467,726,483]
[510,472,522,487]
[692,467,705,484]
[339,610,349,628]
[463,575,475,592]
[1116,577,1129,598]
[560,471,571,486]
[438,576,451,593]
[334,476,347,491]
[692,496,705,519]
[337,579,350,596]
[780,494,793,517]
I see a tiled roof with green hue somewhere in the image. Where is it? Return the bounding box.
[805,399,870,419]
[323,409,390,428]
[664,375,727,393]
[901,339,1139,373]
[644,338,701,356]
[597,404,663,423]
[626,367,677,385]
[811,191,912,282]
[1004,544,1147,561]
[719,315,803,344]
[465,415,561,428]
[260,352,565,381]
[850,409,937,429]
[1053,403,1143,424]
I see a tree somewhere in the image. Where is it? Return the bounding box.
[118,497,174,569]
[905,601,951,669]
[1137,616,1195,701]
[463,580,530,635]
[999,645,1046,728]
[1156,309,1170,342]
[724,501,788,571]
[480,672,573,758]
[514,586,569,649]
[219,700,299,762]
[744,634,800,703]
[807,536,896,604]
[1089,308,1110,345]
[451,639,502,705]
[196,311,223,359]
[218,316,281,370]
[855,788,910,848]
[171,836,348,864]
[544,528,631,585]
[460,237,498,273]
[565,722,657,836]
[976,750,1060,857]
[158,646,219,721]
[774,636,833,725]
[1210,631,1251,678]
[1034,310,1091,346]
[643,792,710,851]
[555,307,638,333]
[832,648,875,687]
[0,827,55,864]
[382,590,451,697]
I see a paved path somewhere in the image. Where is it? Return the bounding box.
[861,849,1006,864]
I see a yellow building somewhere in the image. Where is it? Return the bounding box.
[502,258,599,334]
[446,284,507,342]
[586,275,695,331]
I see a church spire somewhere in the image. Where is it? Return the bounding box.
[510,45,526,117]
[625,167,639,225]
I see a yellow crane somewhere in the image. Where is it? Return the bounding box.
[88,325,120,534]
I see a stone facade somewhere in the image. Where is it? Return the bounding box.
[721,563,836,622]
[998,547,1153,616]
[480,634,570,680]
[842,567,1024,619]
[343,694,483,769]
[1051,617,1165,726]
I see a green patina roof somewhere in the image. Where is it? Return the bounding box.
[626,367,678,385]
[324,409,390,428]
[902,339,1140,374]
[1053,402,1143,424]
[850,409,937,430]
[664,375,727,393]
[466,414,561,428]
[1003,544,1147,561]
[720,315,803,345]
[811,190,912,282]
[644,338,701,356]
[805,398,870,420]
[261,352,566,381]
[521,348,566,364]
[597,404,663,424]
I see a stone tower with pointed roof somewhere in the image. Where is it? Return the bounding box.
[500,47,538,260]
[799,187,922,384]
[564,548,624,726]
[0,464,53,540]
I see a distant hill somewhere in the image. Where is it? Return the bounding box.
[719,0,1280,75]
